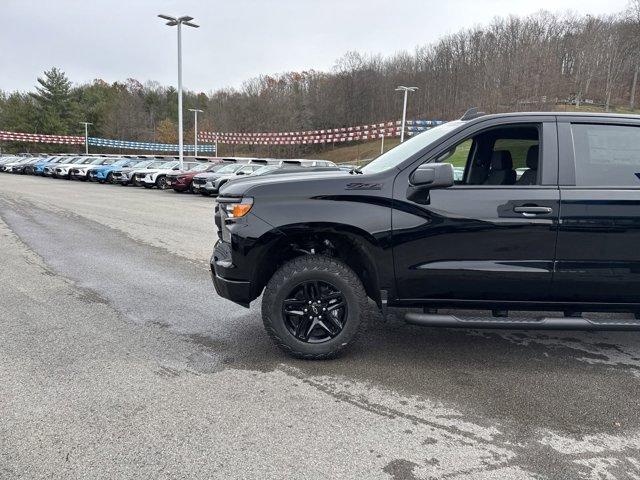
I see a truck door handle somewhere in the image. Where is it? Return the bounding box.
[514,206,553,217]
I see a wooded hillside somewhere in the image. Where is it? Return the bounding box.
[2,3,640,155]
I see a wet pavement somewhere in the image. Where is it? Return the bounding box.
[1,175,639,479]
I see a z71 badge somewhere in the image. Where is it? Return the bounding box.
[345,182,383,190]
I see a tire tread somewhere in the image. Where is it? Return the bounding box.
[261,255,368,360]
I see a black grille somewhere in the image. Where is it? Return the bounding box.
[193,177,206,185]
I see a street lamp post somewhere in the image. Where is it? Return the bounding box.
[395,86,418,143]
[158,14,199,170]
[188,108,203,156]
[80,122,92,154]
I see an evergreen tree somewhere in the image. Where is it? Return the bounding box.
[29,67,79,134]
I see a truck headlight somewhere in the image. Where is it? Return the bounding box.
[221,198,253,218]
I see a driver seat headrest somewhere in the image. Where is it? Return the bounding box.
[490,150,513,170]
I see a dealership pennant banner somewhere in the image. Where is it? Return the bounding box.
[1,119,443,149]
[0,130,84,145]
[198,119,444,145]
[87,137,216,153]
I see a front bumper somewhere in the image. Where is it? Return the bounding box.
[139,175,155,186]
[192,182,205,193]
[167,178,190,191]
[210,241,251,307]
[203,181,220,194]
[112,173,129,184]
[70,170,88,180]
[88,171,108,182]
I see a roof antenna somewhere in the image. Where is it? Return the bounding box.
[460,107,486,121]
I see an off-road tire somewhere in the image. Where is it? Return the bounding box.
[262,255,368,359]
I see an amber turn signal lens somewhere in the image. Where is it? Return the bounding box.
[231,203,252,218]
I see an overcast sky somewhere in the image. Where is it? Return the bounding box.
[1,0,629,94]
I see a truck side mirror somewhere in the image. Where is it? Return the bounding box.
[410,163,454,189]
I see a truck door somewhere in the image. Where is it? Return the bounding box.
[391,118,559,302]
[553,118,640,304]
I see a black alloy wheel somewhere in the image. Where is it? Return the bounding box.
[262,255,368,359]
[282,280,347,343]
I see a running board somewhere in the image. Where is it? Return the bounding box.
[404,313,640,331]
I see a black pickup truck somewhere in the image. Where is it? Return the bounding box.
[211,111,640,359]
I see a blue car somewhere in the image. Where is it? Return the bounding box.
[89,158,144,183]
[33,156,66,175]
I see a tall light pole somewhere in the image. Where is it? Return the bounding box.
[80,122,92,154]
[158,14,199,170]
[395,86,418,143]
[188,108,203,156]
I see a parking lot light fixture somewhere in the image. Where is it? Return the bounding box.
[158,14,200,170]
[80,122,93,154]
[188,108,204,156]
[395,86,418,143]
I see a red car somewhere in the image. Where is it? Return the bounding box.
[166,162,230,192]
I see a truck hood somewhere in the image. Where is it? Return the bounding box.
[220,170,349,196]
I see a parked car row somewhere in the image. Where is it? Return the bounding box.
[0,153,345,195]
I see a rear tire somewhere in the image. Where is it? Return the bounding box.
[261,255,368,359]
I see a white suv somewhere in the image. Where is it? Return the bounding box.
[139,161,200,190]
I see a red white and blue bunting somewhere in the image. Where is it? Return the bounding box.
[87,137,216,153]
[0,130,84,145]
[0,119,444,149]
[198,120,444,145]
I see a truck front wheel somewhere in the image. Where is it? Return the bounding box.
[261,255,368,359]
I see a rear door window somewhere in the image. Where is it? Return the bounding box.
[571,124,640,187]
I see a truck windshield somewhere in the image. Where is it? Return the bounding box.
[361,121,464,174]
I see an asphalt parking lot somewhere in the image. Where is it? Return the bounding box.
[1,175,640,479]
